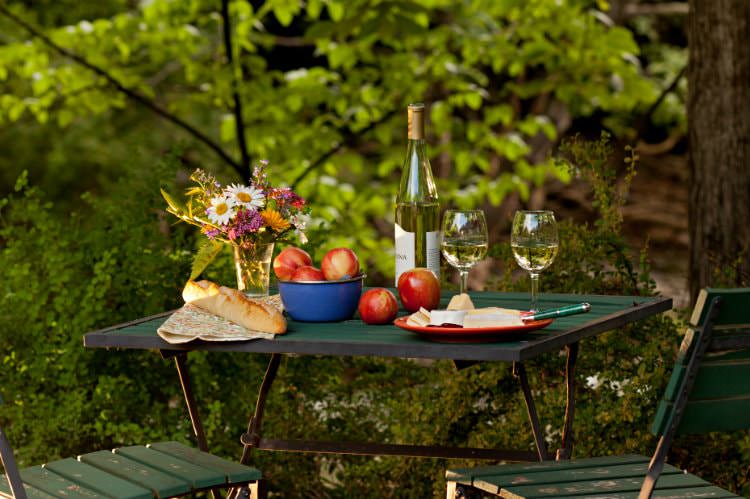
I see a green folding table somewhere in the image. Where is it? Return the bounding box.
[83,291,671,466]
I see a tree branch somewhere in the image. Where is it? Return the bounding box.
[623,2,688,17]
[645,64,687,122]
[272,35,315,47]
[291,109,400,189]
[220,0,251,182]
[635,64,687,137]
[0,3,244,177]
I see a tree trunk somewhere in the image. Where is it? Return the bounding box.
[688,0,750,303]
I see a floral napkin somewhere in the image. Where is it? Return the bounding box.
[157,295,284,344]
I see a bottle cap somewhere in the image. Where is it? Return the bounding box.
[408,103,425,140]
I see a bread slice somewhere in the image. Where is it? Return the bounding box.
[447,294,475,311]
[182,280,287,334]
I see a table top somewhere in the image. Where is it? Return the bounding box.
[83,292,671,362]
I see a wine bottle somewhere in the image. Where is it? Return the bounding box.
[395,103,440,285]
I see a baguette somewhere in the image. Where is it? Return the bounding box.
[182,280,287,334]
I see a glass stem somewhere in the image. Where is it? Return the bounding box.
[459,270,469,295]
[530,272,540,312]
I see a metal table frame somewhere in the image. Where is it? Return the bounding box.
[83,292,671,493]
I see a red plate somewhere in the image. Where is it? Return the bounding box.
[392,316,553,343]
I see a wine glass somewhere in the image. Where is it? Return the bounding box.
[441,210,489,295]
[511,210,559,312]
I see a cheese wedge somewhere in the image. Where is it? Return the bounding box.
[447,294,475,311]
[466,307,522,317]
[428,310,468,326]
[406,307,431,327]
[463,312,524,328]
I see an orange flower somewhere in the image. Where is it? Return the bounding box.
[261,209,291,232]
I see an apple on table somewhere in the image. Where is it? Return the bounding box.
[359,288,399,325]
[397,267,441,313]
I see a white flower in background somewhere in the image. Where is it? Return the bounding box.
[207,195,236,225]
[291,213,311,244]
[226,184,265,209]
[290,213,311,230]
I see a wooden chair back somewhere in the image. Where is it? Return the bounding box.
[651,288,750,437]
[0,395,28,499]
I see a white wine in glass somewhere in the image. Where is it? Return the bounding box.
[441,210,488,294]
[511,211,559,311]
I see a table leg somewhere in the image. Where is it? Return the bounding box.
[174,353,210,452]
[513,362,550,461]
[227,354,281,499]
[174,353,220,499]
[556,342,579,460]
[239,353,282,464]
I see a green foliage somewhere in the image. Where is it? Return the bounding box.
[0,0,673,280]
[191,239,224,280]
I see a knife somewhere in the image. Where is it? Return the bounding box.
[523,303,591,322]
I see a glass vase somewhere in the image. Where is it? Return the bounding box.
[233,242,275,297]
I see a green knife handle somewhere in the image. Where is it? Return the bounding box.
[527,303,591,321]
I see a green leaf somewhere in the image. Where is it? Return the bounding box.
[465,92,482,110]
[220,114,236,143]
[327,1,344,22]
[160,187,187,214]
[190,239,224,280]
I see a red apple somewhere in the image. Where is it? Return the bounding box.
[273,247,312,280]
[397,268,441,312]
[359,288,399,325]
[291,265,326,281]
[321,247,360,281]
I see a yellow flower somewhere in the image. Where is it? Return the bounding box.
[261,209,291,232]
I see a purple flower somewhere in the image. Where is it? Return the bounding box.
[226,208,264,239]
[205,228,221,239]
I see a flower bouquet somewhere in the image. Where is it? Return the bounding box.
[161,161,310,296]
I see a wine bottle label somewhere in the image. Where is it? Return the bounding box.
[395,224,441,285]
[395,223,415,285]
[426,230,440,279]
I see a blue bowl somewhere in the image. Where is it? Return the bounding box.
[278,274,365,322]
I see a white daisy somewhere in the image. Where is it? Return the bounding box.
[207,195,236,225]
[226,183,265,209]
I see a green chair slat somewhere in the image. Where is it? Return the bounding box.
[653,397,750,436]
[690,288,750,327]
[561,484,739,498]
[43,458,152,499]
[494,472,710,498]
[446,455,649,483]
[0,476,58,499]
[114,446,226,490]
[692,351,750,400]
[147,442,260,484]
[653,351,750,436]
[484,461,680,491]
[79,450,189,498]
[18,467,106,499]
[648,486,740,499]
[668,353,750,400]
